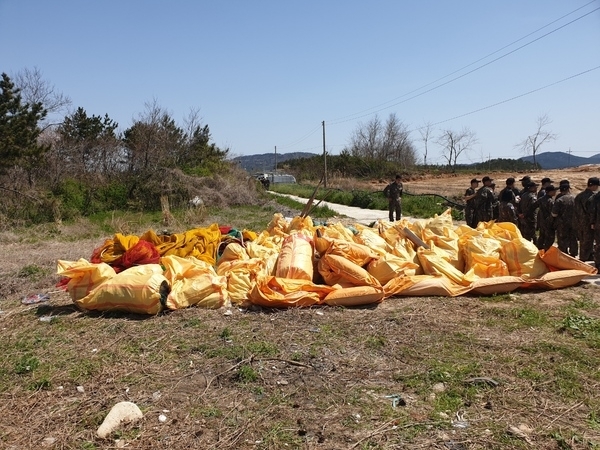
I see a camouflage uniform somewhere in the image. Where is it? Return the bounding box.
[552,193,577,257]
[574,189,596,261]
[383,180,403,222]
[591,194,600,267]
[464,186,476,228]
[474,185,494,224]
[536,194,555,250]
[498,201,518,224]
[519,190,539,242]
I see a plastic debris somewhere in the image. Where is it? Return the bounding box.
[385,394,406,408]
[158,414,167,423]
[97,401,144,438]
[39,316,55,323]
[22,293,50,305]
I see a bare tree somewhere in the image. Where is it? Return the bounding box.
[12,67,71,125]
[517,114,557,168]
[436,127,477,172]
[348,113,416,168]
[418,121,433,166]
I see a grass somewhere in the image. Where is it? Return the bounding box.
[270,183,464,220]
[2,206,600,448]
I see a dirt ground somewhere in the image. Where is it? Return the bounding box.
[368,166,600,198]
[1,190,600,449]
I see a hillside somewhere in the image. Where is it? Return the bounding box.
[232,151,318,172]
[520,151,600,169]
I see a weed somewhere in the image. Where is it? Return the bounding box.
[184,317,204,328]
[28,377,51,391]
[219,327,232,339]
[15,355,39,374]
[365,335,386,350]
[236,365,258,383]
[17,264,48,280]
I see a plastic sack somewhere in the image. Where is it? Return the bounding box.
[324,285,384,306]
[162,255,228,309]
[76,264,168,315]
[540,246,597,274]
[57,259,117,301]
[395,275,472,297]
[275,233,314,281]
[367,253,419,285]
[417,245,473,286]
[318,253,381,288]
[248,276,335,308]
[266,213,289,236]
[500,238,548,279]
[217,258,266,304]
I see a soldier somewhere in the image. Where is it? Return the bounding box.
[574,177,599,261]
[474,176,495,224]
[518,181,539,242]
[538,177,553,198]
[537,185,557,250]
[518,176,532,196]
[498,177,520,203]
[463,178,480,228]
[552,182,577,257]
[497,189,518,224]
[383,174,403,222]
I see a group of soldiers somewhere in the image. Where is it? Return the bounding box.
[464,175,600,267]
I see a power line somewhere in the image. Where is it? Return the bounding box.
[327,1,599,124]
[273,2,599,153]
[327,5,600,125]
[421,65,600,130]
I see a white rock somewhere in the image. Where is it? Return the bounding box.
[158,414,167,423]
[76,386,85,393]
[97,401,144,439]
[432,382,446,393]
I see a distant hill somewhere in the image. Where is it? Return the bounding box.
[520,151,600,169]
[232,152,318,172]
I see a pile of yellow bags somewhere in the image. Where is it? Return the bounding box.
[56,209,597,314]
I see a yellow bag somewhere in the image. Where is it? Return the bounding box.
[248,276,334,308]
[367,253,419,284]
[470,276,524,295]
[319,237,380,266]
[417,245,473,286]
[353,226,391,255]
[266,213,289,236]
[57,259,117,301]
[76,264,168,315]
[218,242,249,265]
[460,235,509,278]
[217,258,266,304]
[396,275,472,297]
[324,285,384,306]
[162,255,228,309]
[275,233,314,281]
[524,270,593,290]
[500,238,548,279]
[318,253,381,287]
[540,246,597,274]
[382,276,416,297]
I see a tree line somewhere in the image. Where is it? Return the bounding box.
[0,70,232,223]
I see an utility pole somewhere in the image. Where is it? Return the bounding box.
[274,145,277,174]
[322,121,327,188]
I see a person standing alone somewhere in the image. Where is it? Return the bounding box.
[463,178,480,228]
[383,174,404,222]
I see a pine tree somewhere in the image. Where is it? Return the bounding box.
[0,72,48,176]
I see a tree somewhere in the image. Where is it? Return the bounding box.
[347,113,416,168]
[517,114,557,168]
[0,73,49,179]
[12,67,71,125]
[418,121,433,166]
[177,108,229,175]
[436,127,477,172]
[123,100,185,174]
[56,107,120,176]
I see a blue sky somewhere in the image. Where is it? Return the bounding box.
[1,0,599,165]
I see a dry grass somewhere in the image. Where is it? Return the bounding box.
[1,186,600,449]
